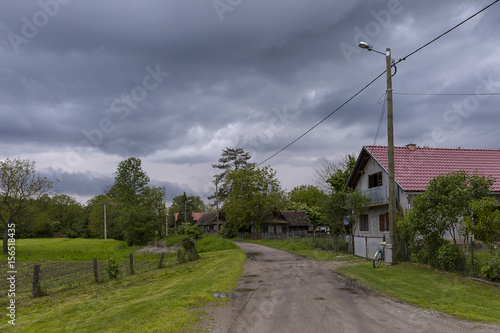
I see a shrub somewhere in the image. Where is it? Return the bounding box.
[481,254,500,282]
[177,223,203,242]
[436,244,463,271]
[106,259,120,279]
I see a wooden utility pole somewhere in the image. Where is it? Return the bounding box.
[386,48,397,264]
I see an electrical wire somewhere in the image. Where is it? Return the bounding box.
[256,70,387,166]
[374,94,387,146]
[395,0,499,65]
[394,92,500,96]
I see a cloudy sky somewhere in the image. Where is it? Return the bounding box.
[1,0,499,204]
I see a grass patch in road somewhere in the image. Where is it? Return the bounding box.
[337,262,500,324]
[1,247,246,332]
[242,239,362,262]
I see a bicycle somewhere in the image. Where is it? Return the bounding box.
[373,241,386,268]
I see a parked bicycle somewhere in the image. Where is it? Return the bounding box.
[373,241,386,268]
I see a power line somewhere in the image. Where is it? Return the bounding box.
[396,0,499,65]
[257,70,387,166]
[394,92,500,96]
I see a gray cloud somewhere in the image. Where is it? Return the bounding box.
[1,0,499,202]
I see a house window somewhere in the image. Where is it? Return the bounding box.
[369,172,383,188]
[359,215,369,231]
[268,226,274,234]
[379,213,389,232]
[276,226,282,233]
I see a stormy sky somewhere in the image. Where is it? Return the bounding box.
[1,0,499,204]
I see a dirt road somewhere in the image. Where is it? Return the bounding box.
[202,242,499,333]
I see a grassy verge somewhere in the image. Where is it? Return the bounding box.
[1,236,245,332]
[337,262,500,323]
[241,238,363,262]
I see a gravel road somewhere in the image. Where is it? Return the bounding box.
[201,242,499,333]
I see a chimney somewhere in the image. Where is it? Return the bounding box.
[406,143,417,151]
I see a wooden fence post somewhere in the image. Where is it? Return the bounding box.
[159,252,165,268]
[92,258,98,282]
[32,265,41,298]
[129,253,134,275]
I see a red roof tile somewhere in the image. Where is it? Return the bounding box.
[365,146,500,192]
[174,212,206,222]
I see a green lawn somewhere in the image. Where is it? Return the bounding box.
[338,262,500,323]
[1,236,245,332]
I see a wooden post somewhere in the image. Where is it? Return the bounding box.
[92,258,98,282]
[159,252,165,268]
[32,265,41,298]
[129,253,134,275]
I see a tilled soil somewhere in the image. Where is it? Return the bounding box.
[200,242,500,333]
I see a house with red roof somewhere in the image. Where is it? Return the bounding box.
[174,212,206,224]
[346,144,500,241]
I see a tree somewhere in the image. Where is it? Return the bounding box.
[223,165,284,237]
[464,198,500,249]
[326,154,356,193]
[323,188,371,236]
[211,147,254,202]
[113,157,150,206]
[0,158,54,254]
[87,195,119,239]
[286,185,327,226]
[400,170,494,259]
[167,193,205,230]
[313,154,356,193]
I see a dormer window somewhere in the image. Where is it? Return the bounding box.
[368,172,383,188]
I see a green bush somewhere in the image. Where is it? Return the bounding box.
[177,223,202,242]
[106,259,120,279]
[195,236,238,253]
[436,244,463,271]
[481,254,500,282]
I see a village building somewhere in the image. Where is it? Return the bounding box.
[346,144,500,242]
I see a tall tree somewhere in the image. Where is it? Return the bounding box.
[113,157,150,206]
[223,165,284,237]
[211,147,254,202]
[313,154,356,193]
[168,193,206,229]
[0,158,54,254]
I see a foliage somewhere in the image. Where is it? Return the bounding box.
[177,222,202,242]
[286,185,326,225]
[87,195,119,239]
[195,235,238,253]
[119,206,158,246]
[223,165,284,236]
[436,244,464,271]
[464,198,500,249]
[326,154,356,193]
[113,157,150,206]
[313,154,356,193]
[167,193,205,229]
[400,170,494,261]
[322,188,371,236]
[286,201,323,226]
[481,254,500,282]
[106,259,120,279]
[0,158,54,253]
[211,147,254,202]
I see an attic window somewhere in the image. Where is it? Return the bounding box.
[368,172,383,188]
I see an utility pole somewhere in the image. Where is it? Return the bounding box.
[101,201,115,240]
[215,176,220,231]
[359,41,397,264]
[386,48,397,264]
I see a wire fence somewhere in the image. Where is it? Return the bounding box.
[0,252,176,303]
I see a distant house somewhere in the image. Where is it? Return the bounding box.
[174,212,206,224]
[257,210,314,234]
[346,144,500,241]
[196,212,225,232]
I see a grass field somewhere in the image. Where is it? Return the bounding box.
[1,236,245,332]
[337,262,500,323]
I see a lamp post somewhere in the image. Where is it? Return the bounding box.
[100,201,115,240]
[358,41,397,264]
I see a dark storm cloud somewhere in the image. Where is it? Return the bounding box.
[1,0,499,200]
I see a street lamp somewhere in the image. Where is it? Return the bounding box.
[100,201,116,240]
[358,41,397,264]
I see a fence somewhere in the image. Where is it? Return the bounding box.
[0,252,174,301]
[354,235,385,259]
[238,232,353,253]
